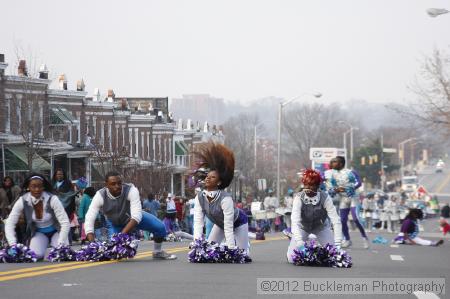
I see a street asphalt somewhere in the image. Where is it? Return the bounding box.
[0,229,448,299]
[0,166,449,299]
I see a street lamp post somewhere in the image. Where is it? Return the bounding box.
[339,121,358,168]
[398,138,418,179]
[410,141,424,171]
[254,123,265,174]
[343,130,347,152]
[253,123,265,198]
[276,92,322,202]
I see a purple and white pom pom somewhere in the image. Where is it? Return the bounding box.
[165,233,182,242]
[0,244,38,263]
[108,233,139,260]
[188,238,251,264]
[76,241,111,262]
[47,245,77,262]
[76,233,139,262]
[291,240,352,268]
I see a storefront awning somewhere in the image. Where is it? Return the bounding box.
[50,106,78,125]
[175,141,189,156]
[4,146,51,171]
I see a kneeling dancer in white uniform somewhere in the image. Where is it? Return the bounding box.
[6,173,70,259]
[193,142,249,252]
[287,169,342,263]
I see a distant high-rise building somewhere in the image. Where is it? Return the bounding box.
[170,94,226,125]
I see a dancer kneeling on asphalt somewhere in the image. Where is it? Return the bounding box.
[84,171,176,260]
[193,142,250,253]
[286,169,342,263]
[5,173,70,260]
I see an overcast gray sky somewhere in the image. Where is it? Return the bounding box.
[1,0,449,103]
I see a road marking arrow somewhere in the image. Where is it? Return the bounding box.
[390,254,404,261]
[413,291,441,299]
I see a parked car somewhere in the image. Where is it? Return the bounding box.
[401,176,418,193]
[436,159,445,173]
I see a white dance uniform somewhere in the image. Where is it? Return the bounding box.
[193,190,249,251]
[5,192,70,258]
[286,191,342,263]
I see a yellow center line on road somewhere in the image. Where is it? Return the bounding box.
[252,236,286,244]
[0,247,187,282]
[0,247,187,278]
[0,251,178,276]
[434,171,450,194]
[0,235,288,282]
[0,261,88,276]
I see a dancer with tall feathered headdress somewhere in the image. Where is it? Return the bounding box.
[191,142,250,258]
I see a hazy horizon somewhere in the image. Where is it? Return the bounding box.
[1,0,449,104]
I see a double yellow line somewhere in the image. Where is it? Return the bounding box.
[435,171,450,194]
[0,246,188,282]
[0,236,286,282]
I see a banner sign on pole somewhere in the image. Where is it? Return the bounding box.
[383,148,397,153]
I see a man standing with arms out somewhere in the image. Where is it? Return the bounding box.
[264,189,279,232]
[325,156,369,249]
[84,171,176,260]
[282,188,294,238]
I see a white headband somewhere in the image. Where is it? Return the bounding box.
[30,176,44,181]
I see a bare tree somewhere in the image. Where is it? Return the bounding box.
[91,132,172,195]
[396,48,450,136]
[12,43,49,172]
[222,113,262,180]
[282,103,345,168]
[222,112,277,194]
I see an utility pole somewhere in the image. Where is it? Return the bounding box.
[276,102,282,202]
[343,131,347,153]
[1,143,5,177]
[350,127,354,167]
[380,133,384,191]
[254,126,257,172]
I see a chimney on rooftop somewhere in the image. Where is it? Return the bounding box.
[157,111,163,123]
[18,60,28,76]
[121,98,128,110]
[0,54,6,76]
[186,119,192,130]
[76,79,85,91]
[93,88,101,101]
[39,64,49,79]
[107,89,115,103]
[58,74,67,90]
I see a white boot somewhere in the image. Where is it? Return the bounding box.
[341,240,352,248]
[363,238,370,249]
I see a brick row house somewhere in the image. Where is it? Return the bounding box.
[0,54,224,196]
